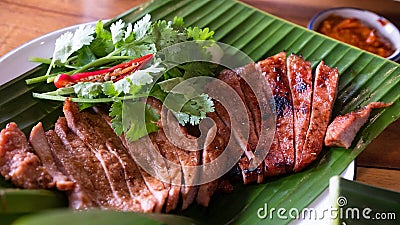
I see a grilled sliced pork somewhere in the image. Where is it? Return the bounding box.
[218,69,259,158]
[123,133,171,213]
[197,110,230,207]
[93,106,171,213]
[147,97,200,211]
[263,132,287,177]
[29,122,74,191]
[259,52,295,172]
[211,101,262,184]
[295,61,339,172]
[63,99,156,212]
[325,102,392,149]
[0,122,53,189]
[286,54,313,172]
[54,117,122,210]
[45,130,97,209]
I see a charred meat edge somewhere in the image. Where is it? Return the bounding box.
[0,122,53,189]
[63,99,156,212]
[295,61,339,172]
[259,52,295,172]
[286,54,313,173]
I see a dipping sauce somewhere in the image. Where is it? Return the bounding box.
[317,14,395,58]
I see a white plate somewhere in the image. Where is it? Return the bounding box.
[0,22,355,224]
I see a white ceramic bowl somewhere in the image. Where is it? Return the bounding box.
[308,7,400,61]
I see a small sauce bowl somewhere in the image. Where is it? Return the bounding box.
[308,7,400,61]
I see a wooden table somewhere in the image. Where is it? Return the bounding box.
[0,0,399,192]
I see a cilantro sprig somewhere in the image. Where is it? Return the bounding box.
[27,14,217,141]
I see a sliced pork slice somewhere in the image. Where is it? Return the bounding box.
[63,99,156,212]
[212,101,262,184]
[263,132,286,177]
[197,110,229,207]
[45,130,97,209]
[165,110,200,210]
[92,105,170,213]
[325,102,392,149]
[0,122,53,189]
[147,97,200,210]
[152,129,182,213]
[29,122,74,191]
[54,117,121,210]
[218,69,259,157]
[294,61,339,172]
[286,54,313,173]
[259,52,295,172]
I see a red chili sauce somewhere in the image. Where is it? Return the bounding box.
[317,15,395,58]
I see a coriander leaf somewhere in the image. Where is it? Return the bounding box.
[71,25,95,52]
[110,100,124,135]
[121,43,156,58]
[124,23,133,41]
[172,93,214,126]
[76,46,97,66]
[52,31,74,63]
[73,82,104,99]
[91,20,114,57]
[50,24,95,71]
[127,63,164,86]
[114,77,133,95]
[187,27,214,41]
[102,81,119,97]
[110,19,125,44]
[123,101,160,141]
[133,14,152,41]
[172,16,185,30]
[95,20,112,39]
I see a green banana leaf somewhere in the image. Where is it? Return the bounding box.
[1,0,399,224]
[329,176,400,225]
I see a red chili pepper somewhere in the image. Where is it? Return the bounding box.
[54,54,153,88]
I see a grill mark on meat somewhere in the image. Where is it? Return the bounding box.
[54,117,121,209]
[45,130,97,209]
[236,63,276,182]
[197,110,229,207]
[63,99,155,212]
[92,106,170,213]
[259,52,295,172]
[324,102,392,149]
[286,54,313,174]
[29,122,74,191]
[295,61,339,172]
[0,122,53,189]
